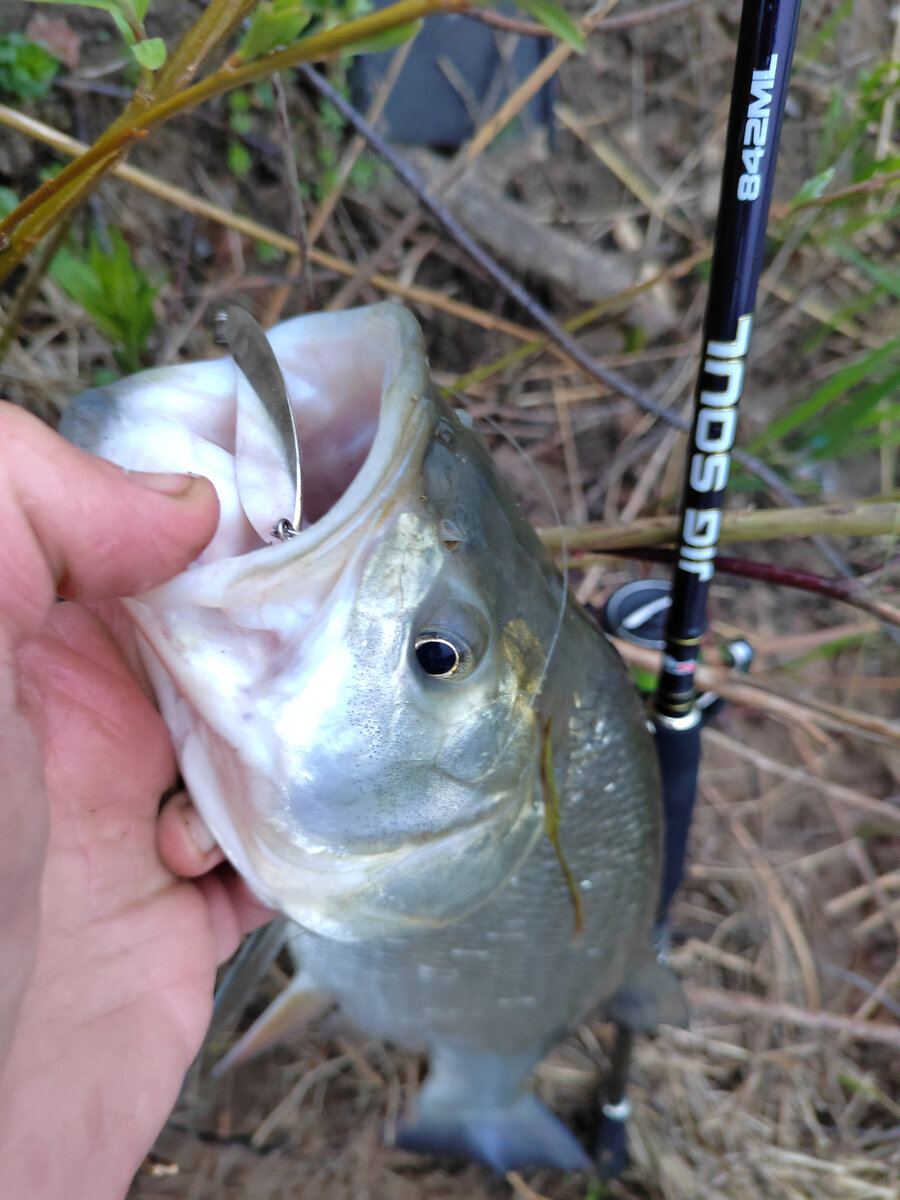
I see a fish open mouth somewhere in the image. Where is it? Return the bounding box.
[167,302,436,565]
[62,304,545,941]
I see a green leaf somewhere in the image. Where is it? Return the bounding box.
[342,18,421,55]
[31,0,145,46]
[749,337,900,450]
[31,0,142,21]
[790,167,835,207]
[810,365,900,455]
[50,228,161,374]
[30,0,142,14]
[229,109,253,135]
[237,0,311,61]
[0,187,19,218]
[227,140,252,178]
[0,33,61,101]
[512,0,584,50]
[831,240,900,300]
[131,36,166,69]
[811,424,900,462]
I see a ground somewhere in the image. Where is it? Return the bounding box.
[1,0,898,1197]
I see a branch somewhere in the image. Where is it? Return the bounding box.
[539,500,900,552]
[0,103,537,340]
[152,0,259,99]
[0,0,470,283]
[602,545,900,629]
[615,642,900,744]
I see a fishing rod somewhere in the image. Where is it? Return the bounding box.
[599,0,803,1177]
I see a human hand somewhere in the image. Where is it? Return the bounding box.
[0,404,272,1200]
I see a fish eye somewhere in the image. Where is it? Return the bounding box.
[411,599,488,681]
[414,633,465,679]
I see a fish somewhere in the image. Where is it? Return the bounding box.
[60,302,686,1172]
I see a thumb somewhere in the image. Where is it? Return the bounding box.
[0,403,219,649]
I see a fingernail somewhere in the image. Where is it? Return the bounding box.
[129,470,199,497]
[178,794,218,855]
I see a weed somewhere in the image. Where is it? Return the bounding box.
[49,229,163,374]
[0,32,61,101]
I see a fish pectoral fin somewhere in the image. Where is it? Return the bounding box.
[211,971,335,1077]
[606,952,689,1032]
[397,1094,591,1174]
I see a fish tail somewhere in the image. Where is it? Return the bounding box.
[396,1044,591,1172]
[397,1093,591,1173]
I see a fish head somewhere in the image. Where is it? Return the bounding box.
[62,304,565,940]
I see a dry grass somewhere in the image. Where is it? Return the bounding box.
[1,0,898,1196]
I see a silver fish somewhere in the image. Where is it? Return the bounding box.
[61,303,685,1171]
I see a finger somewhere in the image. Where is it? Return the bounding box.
[195,869,277,965]
[0,404,219,650]
[16,602,179,906]
[157,791,226,878]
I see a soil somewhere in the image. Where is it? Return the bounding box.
[1,1,898,1197]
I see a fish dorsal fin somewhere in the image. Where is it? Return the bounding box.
[606,949,689,1031]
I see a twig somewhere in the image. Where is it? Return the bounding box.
[617,647,900,746]
[539,499,900,552]
[595,546,900,628]
[554,385,588,524]
[749,619,879,662]
[770,168,900,217]
[687,986,900,1050]
[251,1053,355,1147]
[825,870,900,918]
[506,1172,553,1200]
[447,250,707,394]
[324,0,622,311]
[308,39,412,246]
[708,788,820,1007]
[263,40,414,327]
[0,106,537,341]
[0,0,473,279]
[562,537,900,625]
[152,0,259,101]
[266,71,312,316]
[0,126,147,248]
[557,104,695,241]
[701,727,900,816]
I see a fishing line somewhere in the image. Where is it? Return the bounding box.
[479,409,569,718]
[439,400,571,789]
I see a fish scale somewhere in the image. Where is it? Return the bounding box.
[296,658,659,1056]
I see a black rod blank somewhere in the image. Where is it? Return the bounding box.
[653,0,803,926]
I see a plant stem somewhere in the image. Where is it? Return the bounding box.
[0,0,470,284]
[0,128,147,252]
[539,500,899,553]
[152,0,259,100]
[593,546,900,628]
